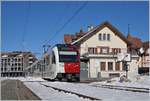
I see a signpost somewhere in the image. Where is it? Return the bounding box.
[117,53,131,79]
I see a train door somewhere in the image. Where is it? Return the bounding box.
[49,51,57,79]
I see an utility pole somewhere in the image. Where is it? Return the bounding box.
[42,44,51,77]
[128,24,130,34]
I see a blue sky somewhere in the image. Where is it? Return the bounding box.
[2,1,149,58]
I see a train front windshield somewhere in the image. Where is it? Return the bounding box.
[59,51,79,62]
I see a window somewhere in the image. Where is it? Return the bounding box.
[107,34,110,40]
[100,62,106,71]
[59,51,79,62]
[112,48,121,54]
[101,47,109,54]
[115,62,120,71]
[99,33,110,41]
[1,59,3,63]
[103,33,106,40]
[8,58,10,62]
[29,59,33,61]
[18,58,21,62]
[52,51,56,64]
[4,59,7,62]
[15,58,17,62]
[15,63,17,66]
[59,55,78,62]
[108,62,113,71]
[99,34,102,40]
[1,68,3,72]
[88,48,97,54]
[18,67,21,71]
[88,48,94,54]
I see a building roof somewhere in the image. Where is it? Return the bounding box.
[75,29,86,37]
[127,34,143,49]
[143,41,149,50]
[72,21,131,45]
[1,51,36,58]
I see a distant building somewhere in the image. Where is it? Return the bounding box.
[138,41,149,74]
[127,33,143,54]
[1,51,37,77]
[64,28,86,44]
[141,41,150,68]
[127,34,149,74]
[64,21,139,79]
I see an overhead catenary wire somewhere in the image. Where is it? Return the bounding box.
[22,1,31,51]
[41,3,71,52]
[43,1,88,46]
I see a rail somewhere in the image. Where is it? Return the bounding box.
[91,84,149,93]
[41,83,101,101]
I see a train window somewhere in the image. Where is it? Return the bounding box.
[52,51,56,64]
[59,55,78,62]
[58,51,78,62]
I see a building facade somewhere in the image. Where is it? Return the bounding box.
[138,41,150,74]
[1,51,37,77]
[127,34,149,74]
[64,21,139,79]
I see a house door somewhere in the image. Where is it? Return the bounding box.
[80,62,88,80]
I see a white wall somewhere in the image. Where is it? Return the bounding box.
[80,27,127,56]
[79,26,139,78]
[88,57,138,78]
[128,58,139,79]
[89,58,126,78]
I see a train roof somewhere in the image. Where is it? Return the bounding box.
[55,44,75,47]
[54,44,78,51]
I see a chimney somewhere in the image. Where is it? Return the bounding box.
[64,34,72,44]
[88,25,94,31]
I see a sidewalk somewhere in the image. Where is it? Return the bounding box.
[1,79,41,100]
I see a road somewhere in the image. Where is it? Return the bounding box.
[1,79,41,100]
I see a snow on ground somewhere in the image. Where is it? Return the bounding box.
[1,76,149,101]
[24,82,91,101]
[90,75,150,89]
[1,77,90,101]
[41,81,149,101]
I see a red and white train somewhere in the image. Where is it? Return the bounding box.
[43,44,80,81]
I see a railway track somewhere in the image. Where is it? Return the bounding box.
[91,84,149,93]
[40,83,101,101]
